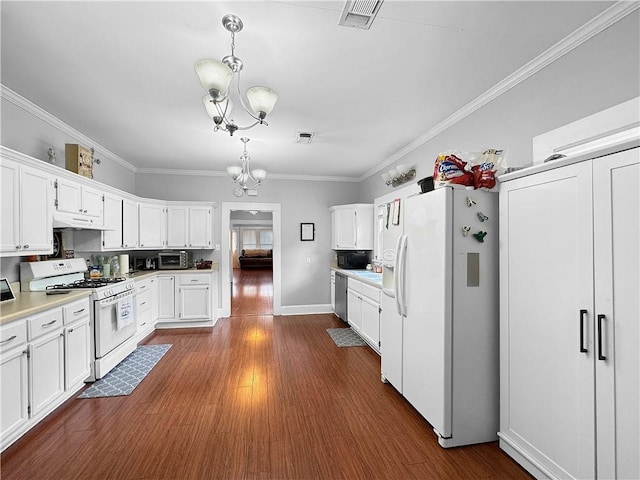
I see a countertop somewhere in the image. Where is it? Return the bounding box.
[0,265,219,325]
[331,267,382,288]
[1,289,92,325]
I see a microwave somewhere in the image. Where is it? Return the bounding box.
[158,251,192,270]
[336,251,369,270]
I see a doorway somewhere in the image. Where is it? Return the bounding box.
[230,210,274,316]
[221,202,282,317]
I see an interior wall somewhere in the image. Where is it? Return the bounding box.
[0,97,136,194]
[136,173,359,307]
[359,11,640,202]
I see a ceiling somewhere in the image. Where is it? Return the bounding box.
[1,1,615,181]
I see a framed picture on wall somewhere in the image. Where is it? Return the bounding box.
[301,223,315,241]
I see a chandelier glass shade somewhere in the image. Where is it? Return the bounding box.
[227,137,267,196]
[195,14,278,136]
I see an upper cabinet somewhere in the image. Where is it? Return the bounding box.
[1,158,53,256]
[138,201,166,249]
[54,177,103,227]
[74,192,125,252]
[166,204,213,249]
[330,204,374,250]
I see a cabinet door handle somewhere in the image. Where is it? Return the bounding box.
[73,308,86,314]
[42,319,58,327]
[68,328,74,333]
[23,244,29,249]
[0,335,17,344]
[15,245,22,249]
[191,279,199,282]
[579,309,588,353]
[140,301,146,306]
[597,314,607,361]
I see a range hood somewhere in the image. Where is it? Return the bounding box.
[52,212,113,231]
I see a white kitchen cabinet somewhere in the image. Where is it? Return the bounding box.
[1,297,93,452]
[156,273,216,325]
[499,147,639,480]
[330,271,336,313]
[122,197,139,249]
[188,206,213,248]
[138,201,166,249]
[157,275,176,320]
[74,192,124,252]
[1,159,53,256]
[330,204,374,250]
[166,205,189,248]
[62,298,91,390]
[55,177,103,222]
[0,320,28,446]
[166,205,213,249]
[134,276,159,342]
[346,277,381,353]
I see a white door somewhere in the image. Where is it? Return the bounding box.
[166,206,188,248]
[29,331,65,416]
[55,178,82,215]
[179,285,211,320]
[139,202,165,249]
[1,160,20,253]
[102,193,123,250]
[499,161,595,479]
[360,294,380,349]
[157,276,176,319]
[403,189,452,438]
[81,186,103,219]
[122,198,138,249]
[189,206,212,248]
[380,291,402,392]
[0,347,28,442]
[347,287,362,333]
[333,208,356,249]
[593,148,639,480]
[20,166,52,253]
[64,318,90,389]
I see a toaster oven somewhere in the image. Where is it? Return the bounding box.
[158,251,192,270]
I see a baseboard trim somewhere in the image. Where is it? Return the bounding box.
[279,304,333,316]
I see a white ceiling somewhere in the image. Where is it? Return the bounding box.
[1,1,615,181]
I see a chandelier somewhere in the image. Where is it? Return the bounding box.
[227,137,267,197]
[195,14,278,136]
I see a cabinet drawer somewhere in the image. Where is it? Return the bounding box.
[62,298,91,325]
[28,308,63,340]
[135,278,152,292]
[0,320,27,353]
[136,289,152,313]
[347,278,362,294]
[178,274,211,285]
[360,283,381,303]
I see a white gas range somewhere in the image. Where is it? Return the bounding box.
[20,259,137,380]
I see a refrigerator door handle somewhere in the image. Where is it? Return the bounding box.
[397,235,408,317]
[394,235,403,315]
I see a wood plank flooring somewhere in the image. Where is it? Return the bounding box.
[232,268,273,316]
[1,270,532,479]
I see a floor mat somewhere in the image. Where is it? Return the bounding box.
[326,328,367,347]
[78,344,172,398]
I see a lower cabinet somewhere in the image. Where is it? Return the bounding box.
[0,296,91,452]
[156,272,217,327]
[346,278,381,353]
[134,276,159,342]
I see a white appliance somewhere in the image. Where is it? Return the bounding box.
[380,186,499,448]
[20,259,137,381]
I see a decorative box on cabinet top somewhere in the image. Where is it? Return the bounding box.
[65,144,93,179]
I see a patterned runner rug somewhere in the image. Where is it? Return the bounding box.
[78,344,172,398]
[326,328,367,347]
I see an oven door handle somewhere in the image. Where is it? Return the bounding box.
[98,291,135,306]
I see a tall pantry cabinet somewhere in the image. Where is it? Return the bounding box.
[498,147,639,480]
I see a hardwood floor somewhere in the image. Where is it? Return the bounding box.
[232,268,273,316]
[1,272,532,479]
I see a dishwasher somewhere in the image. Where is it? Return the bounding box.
[334,272,348,322]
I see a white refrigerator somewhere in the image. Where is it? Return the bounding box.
[380,186,499,448]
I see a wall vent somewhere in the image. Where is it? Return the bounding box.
[338,0,383,30]
[296,132,315,144]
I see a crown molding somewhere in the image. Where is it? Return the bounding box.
[360,0,640,182]
[136,166,359,183]
[1,84,138,173]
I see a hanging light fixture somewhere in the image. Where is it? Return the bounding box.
[227,137,267,197]
[195,14,278,136]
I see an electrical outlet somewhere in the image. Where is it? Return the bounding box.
[306,256,311,264]
[215,244,220,250]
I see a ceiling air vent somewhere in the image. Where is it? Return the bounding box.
[338,0,383,30]
[296,132,315,144]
